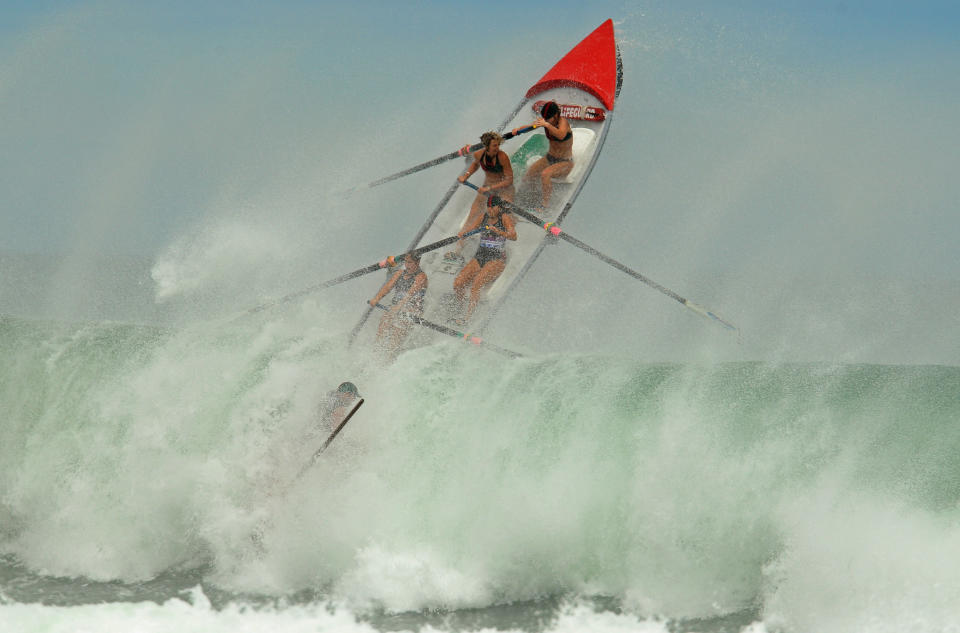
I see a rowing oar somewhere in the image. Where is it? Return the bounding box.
[460,181,738,332]
[294,397,365,481]
[238,228,482,319]
[342,124,540,194]
[373,303,522,358]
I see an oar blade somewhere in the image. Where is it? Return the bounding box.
[682,300,739,332]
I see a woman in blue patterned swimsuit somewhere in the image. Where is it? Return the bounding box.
[451,198,517,325]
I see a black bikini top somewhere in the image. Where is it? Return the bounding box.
[479,150,504,174]
[546,126,572,143]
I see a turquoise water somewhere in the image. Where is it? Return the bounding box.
[1,314,959,631]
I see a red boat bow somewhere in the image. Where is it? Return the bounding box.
[525,19,619,111]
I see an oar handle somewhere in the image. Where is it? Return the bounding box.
[503,123,540,140]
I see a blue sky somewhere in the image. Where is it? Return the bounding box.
[1,1,957,256]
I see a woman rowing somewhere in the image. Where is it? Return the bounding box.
[523,101,573,212]
[368,252,428,358]
[446,132,514,261]
[451,197,517,325]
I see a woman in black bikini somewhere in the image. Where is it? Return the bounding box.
[451,198,517,325]
[368,253,428,356]
[523,101,573,211]
[456,131,515,237]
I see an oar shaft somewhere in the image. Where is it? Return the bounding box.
[242,229,481,319]
[547,227,736,331]
[544,226,684,304]
[294,398,365,480]
[460,181,738,332]
[317,398,364,455]
[289,398,363,486]
[361,125,539,191]
[408,228,480,258]
[373,303,522,358]
[366,150,470,189]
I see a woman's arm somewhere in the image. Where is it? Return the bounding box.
[458,150,482,183]
[500,213,518,241]
[396,272,427,311]
[369,271,401,306]
[535,116,560,138]
[494,151,514,190]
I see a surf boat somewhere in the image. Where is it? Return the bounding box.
[350,19,623,345]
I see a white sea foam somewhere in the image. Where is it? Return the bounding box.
[0,589,678,633]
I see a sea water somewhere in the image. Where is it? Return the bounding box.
[1,313,959,632]
[3,2,960,632]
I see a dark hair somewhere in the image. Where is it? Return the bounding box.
[486,196,506,211]
[405,251,422,263]
[337,382,359,395]
[541,101,560,119]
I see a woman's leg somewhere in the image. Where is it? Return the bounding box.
[538,161,573,207]
[447,196,485,258]
[465,259,506,321]
[388,317,414,352]
[374,308,400,355]
[523,157,547,189]
[462,195,485,232]
[453,260,481,303]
